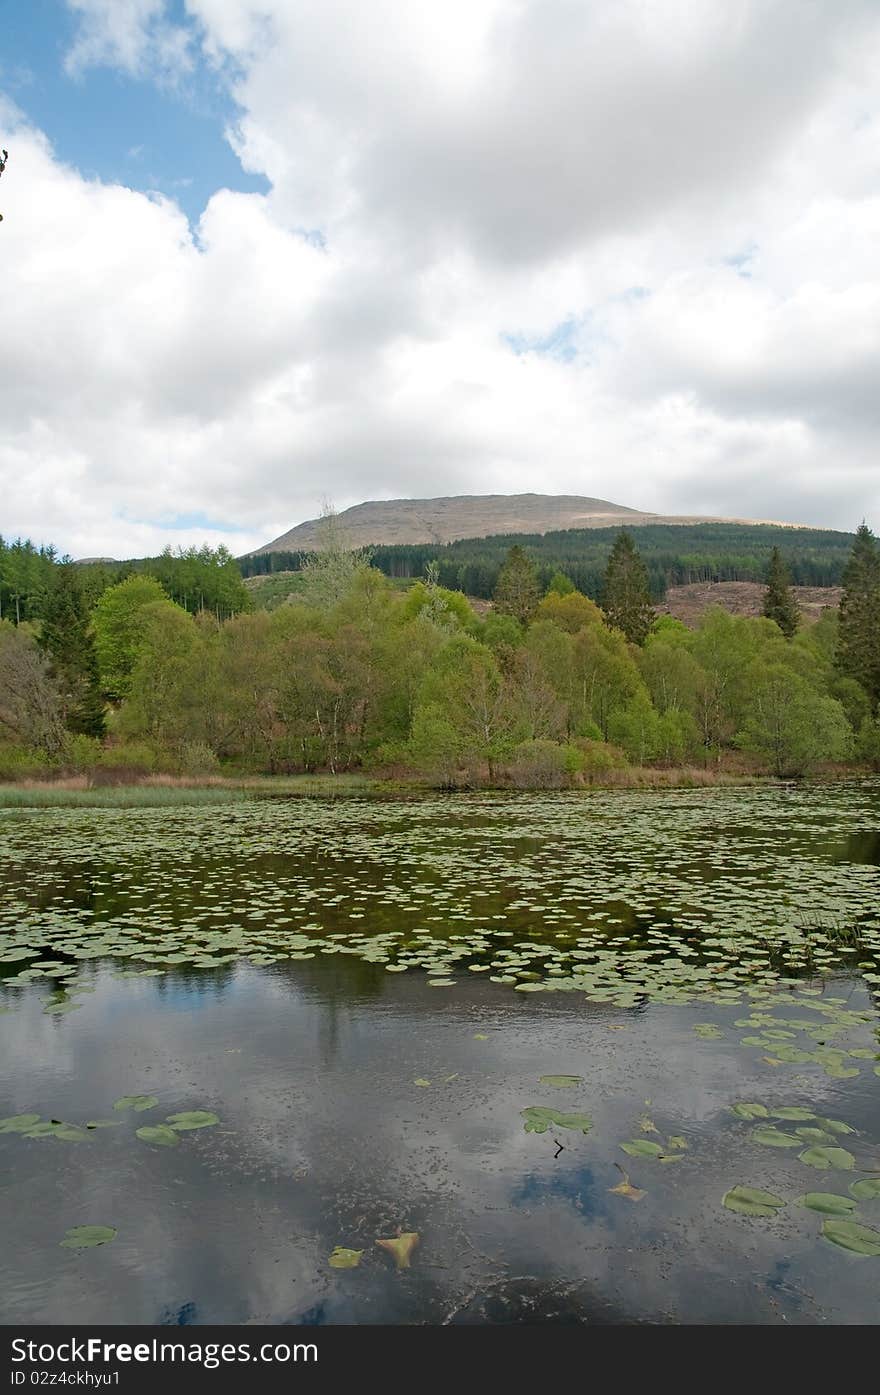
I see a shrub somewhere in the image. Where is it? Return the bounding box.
[505,740,576,789]
[0,745,53,781]
[574,738,629,777]
[177,740,220,776]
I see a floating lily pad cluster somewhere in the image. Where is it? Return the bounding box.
[723,1099,880,1255]
[0,789,877,1013]
[0,1097,219,1149]
[329,1231,420,1271]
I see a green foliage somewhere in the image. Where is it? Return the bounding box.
[601,532,655,645]
[92,575,172,701]
[762,547,800,638]
[0,538,56,624]
[857,714,880,769]
[38,565,105,738]
[735,664,853,776]
[243,521,858,599]
[0,622,64,753]
[2,524,874,784]
[836,523,880,705]
[493,545,541,624]
[547,570,575,595]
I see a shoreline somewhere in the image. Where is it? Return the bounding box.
[0,766,874,808]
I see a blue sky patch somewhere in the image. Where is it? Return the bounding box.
[0,0,268,223]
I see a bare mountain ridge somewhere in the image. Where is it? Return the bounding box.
[252,494,795,553]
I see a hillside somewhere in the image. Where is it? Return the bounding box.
[250,493,791,554]
[660,582,841,626]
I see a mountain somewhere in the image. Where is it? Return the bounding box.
[250,493,791,554]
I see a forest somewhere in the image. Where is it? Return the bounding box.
[240,521,857,600]
[0,524,878,788]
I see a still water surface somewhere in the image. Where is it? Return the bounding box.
[1,786,879,1324]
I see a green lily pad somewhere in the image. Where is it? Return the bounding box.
[165,1111,219,1131]
[798,1145,856,1171]
[751,1127,802,1149]
[413,1079,431,1088]
[620,1139,664,1158]
[731,1103,769,1120]
[85,1119,124,1129]
[329,1247,363,1269]
[136,1124,179,1147]
[113,1095,158,1113]
[817,1118,856,1136]
[821,1218,880,1256]
[796,1192,857,1215]
[53,1125,90,1142]
[60,1225,117,1249]
[0,1113,41,1133]
[22,1122,62,1138]
[772,1108,816,1121]
[850,1178,880,1201]
[722,1186,786,1217]
[539,1075,582,1088]
[521,1106,592,1134]
[694,1024,723,1039]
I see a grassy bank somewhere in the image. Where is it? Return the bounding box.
[0,766,787,808]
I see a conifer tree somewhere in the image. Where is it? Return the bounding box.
[493,545,540,624]
[601,531,654,645]
[761,547,799,638]
[836,523,880,706]
[39,563,106,737]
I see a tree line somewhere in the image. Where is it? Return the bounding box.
[240,521,856,600]
[1,523,878,786]
[0,539,250,626]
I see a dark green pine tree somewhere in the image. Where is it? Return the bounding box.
[836,523,880,706]
[601,531,655,645]
[38,563,106,738]
[493,545,540,625]
[761,547,800,638]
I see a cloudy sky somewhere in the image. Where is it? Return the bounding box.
[1,0,879,559]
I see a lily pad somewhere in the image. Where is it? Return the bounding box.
[609,1167,645,1202]
[620,1139,664,1158]
[798,1145,856,1171]
[772,1108,816,1121]
[376,1232,419,1268]
[136,1124,179,1147]
[796,1192,857,1215]
[751,1127,802,1149]
[113,1095,158,1113]
[165,1111,219,1131]
[539,1075,582,1088]
[821,1218,880,1256]
[521,1106,592,1134]
[731,1103,768,1120]
[817,1118,856,1136]
[722,1186,786,1217]
[0,1113,41,1134]
[60,1225,117,1249]
[329,1247,363,1269]
[850,1178,880,1201]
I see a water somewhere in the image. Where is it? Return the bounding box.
[1,785,879,1325]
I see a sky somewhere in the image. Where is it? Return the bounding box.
[1,0,879,560]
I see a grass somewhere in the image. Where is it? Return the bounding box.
[0,761,865,809]
[0,783,250,809]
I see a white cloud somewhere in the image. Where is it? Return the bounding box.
[64,0,193,82]
[1,1,880,558]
